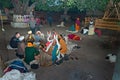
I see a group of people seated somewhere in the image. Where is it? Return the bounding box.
[8,29,69,68]
[66,17,81,33]
[66,17,101,37]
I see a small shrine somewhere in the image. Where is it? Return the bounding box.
[11,15,30,28]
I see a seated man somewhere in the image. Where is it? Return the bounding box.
[24,41,40,65]
[9,32,21,48]
[25,30,35,43]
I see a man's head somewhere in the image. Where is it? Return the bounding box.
[36,31,41,35]
[15,32,20,38]
[27,41,33,47]
[77,18,80,20]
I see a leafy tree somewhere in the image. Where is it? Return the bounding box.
[0,0,11,9]
[35,0,109,15]
[0,0,119,15]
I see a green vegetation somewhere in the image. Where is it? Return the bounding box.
[0,0,119,14]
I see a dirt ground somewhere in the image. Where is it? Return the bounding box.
[0,23,120,80]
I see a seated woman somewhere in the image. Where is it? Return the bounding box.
[66,24,78,33]
[44,30,57,53]
[24,41,40,65]
[39,34,61,64]
[88,19,95,35]
[34,31,45,42]
[52,35,61,61]
[9,32,21,48]
[68,25,75,31]
[66,17,80,33]
[58,34,68,58]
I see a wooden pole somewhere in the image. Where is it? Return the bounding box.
[0,10,5,31]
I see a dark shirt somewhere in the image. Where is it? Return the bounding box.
[24,47,39,64]
[9,36,20,48]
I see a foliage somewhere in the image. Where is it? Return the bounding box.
[0,0,11,8]
[35,0,110,12]
[0,0,120,13]
[76,0,108,11]
[35,0,63,11]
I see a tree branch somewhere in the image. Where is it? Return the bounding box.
[26,2,37,14]
[23,0,30,14]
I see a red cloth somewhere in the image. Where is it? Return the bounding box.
[94,29,102,37]
[68,34,80,41]
[4,67,12,74]
[46,41,51,47]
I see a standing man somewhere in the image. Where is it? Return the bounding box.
[29,17,36,34]
[47,16,53,27]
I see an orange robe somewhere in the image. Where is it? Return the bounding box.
[59,38,67,54]
[75,23,80,31]
[75,18,80,31]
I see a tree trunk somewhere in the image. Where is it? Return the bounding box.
[26,2,37,15]
[11,0,36,15]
